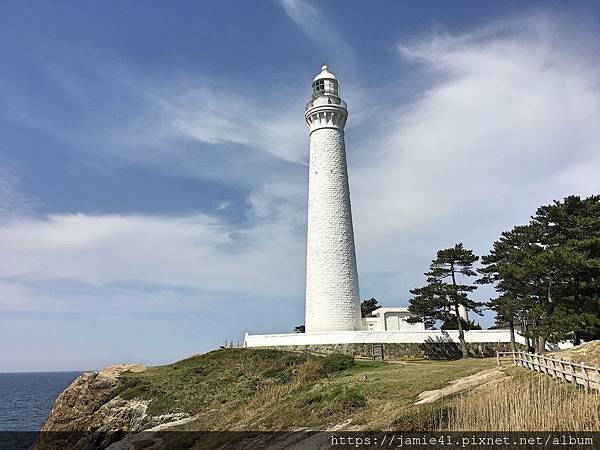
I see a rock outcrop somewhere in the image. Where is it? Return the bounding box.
[36,364,192,449]
[42,364,148,432]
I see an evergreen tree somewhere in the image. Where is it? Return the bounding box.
[441,316,482,331]
[361,298,380,317]
[408,243,483,358]
[531,195,600,345]
[480,195,600,352]
[478,224,545,351]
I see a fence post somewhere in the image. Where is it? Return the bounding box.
[570,361,577,385]
[582,363,590,392]
[497,352,500,368]
[512,351,516,366]
[559,358,565,382]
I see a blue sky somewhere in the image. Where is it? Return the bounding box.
[1,1,600,371]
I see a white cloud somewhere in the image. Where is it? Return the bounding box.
[0,210,305,311]
[350,13,600,303]
[0,170,36,220]
[2,52,309,187]
[3,11,600,333]
[144,83,308,166]
[279,0,354,65]
[216,201,231,211]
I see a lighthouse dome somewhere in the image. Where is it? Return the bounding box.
[313,65,337,82]
[312,65,339,98]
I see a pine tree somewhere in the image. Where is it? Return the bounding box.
[441,316,482,331]
[478,224,545,351]
[408,243,483,358]
[532,195,600,345]
[480,195,600,352]
[360,298,380,317]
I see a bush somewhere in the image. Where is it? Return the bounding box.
[320,353,354,374]
[337,387,367,410]
[323,386,367,413]
[300,386,367,414]
[298,390,324,406]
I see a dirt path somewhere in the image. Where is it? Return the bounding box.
[414,368,507,405]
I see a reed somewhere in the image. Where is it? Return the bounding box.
[444,371,600,431]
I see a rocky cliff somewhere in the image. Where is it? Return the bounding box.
[41,363,194,433]
[35,349,504,449]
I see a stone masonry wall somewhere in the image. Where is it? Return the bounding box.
[264,342,526,360]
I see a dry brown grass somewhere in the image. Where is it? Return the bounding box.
[551,340,600,365]
[443,369,600,431]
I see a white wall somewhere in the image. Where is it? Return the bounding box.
[244,330,527,347]
[362,311,425,331]
[383,312,425,331]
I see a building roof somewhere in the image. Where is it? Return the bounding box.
[369,307,411,317]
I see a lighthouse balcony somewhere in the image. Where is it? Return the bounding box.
[305,96,346,111]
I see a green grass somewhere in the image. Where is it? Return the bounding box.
[118,349,309,416]
[115,349,496,431]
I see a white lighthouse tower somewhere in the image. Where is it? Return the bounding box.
[304,65,362,333]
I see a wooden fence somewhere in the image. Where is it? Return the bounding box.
[497,350,600,392]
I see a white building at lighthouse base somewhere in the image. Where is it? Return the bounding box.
[244,307,525,348]
[244,329,526,348]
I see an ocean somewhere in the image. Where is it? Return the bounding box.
[0,371,82,431]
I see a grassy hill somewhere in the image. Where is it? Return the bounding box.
[116,348,495,431]
[38,346,600,449]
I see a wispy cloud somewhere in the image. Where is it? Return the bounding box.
[350,12,600,301]
[2,52,308,187]
[0,208,305,316]
[279,0,354,67]
[2,10,600,359]
[0,170,36,221]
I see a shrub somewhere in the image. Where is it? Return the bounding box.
[323,386,367,413]
[337,387,367,410]
[320,353,354,374]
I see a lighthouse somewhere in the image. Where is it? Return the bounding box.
[244,65,503,349]
[304,65,362,333]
